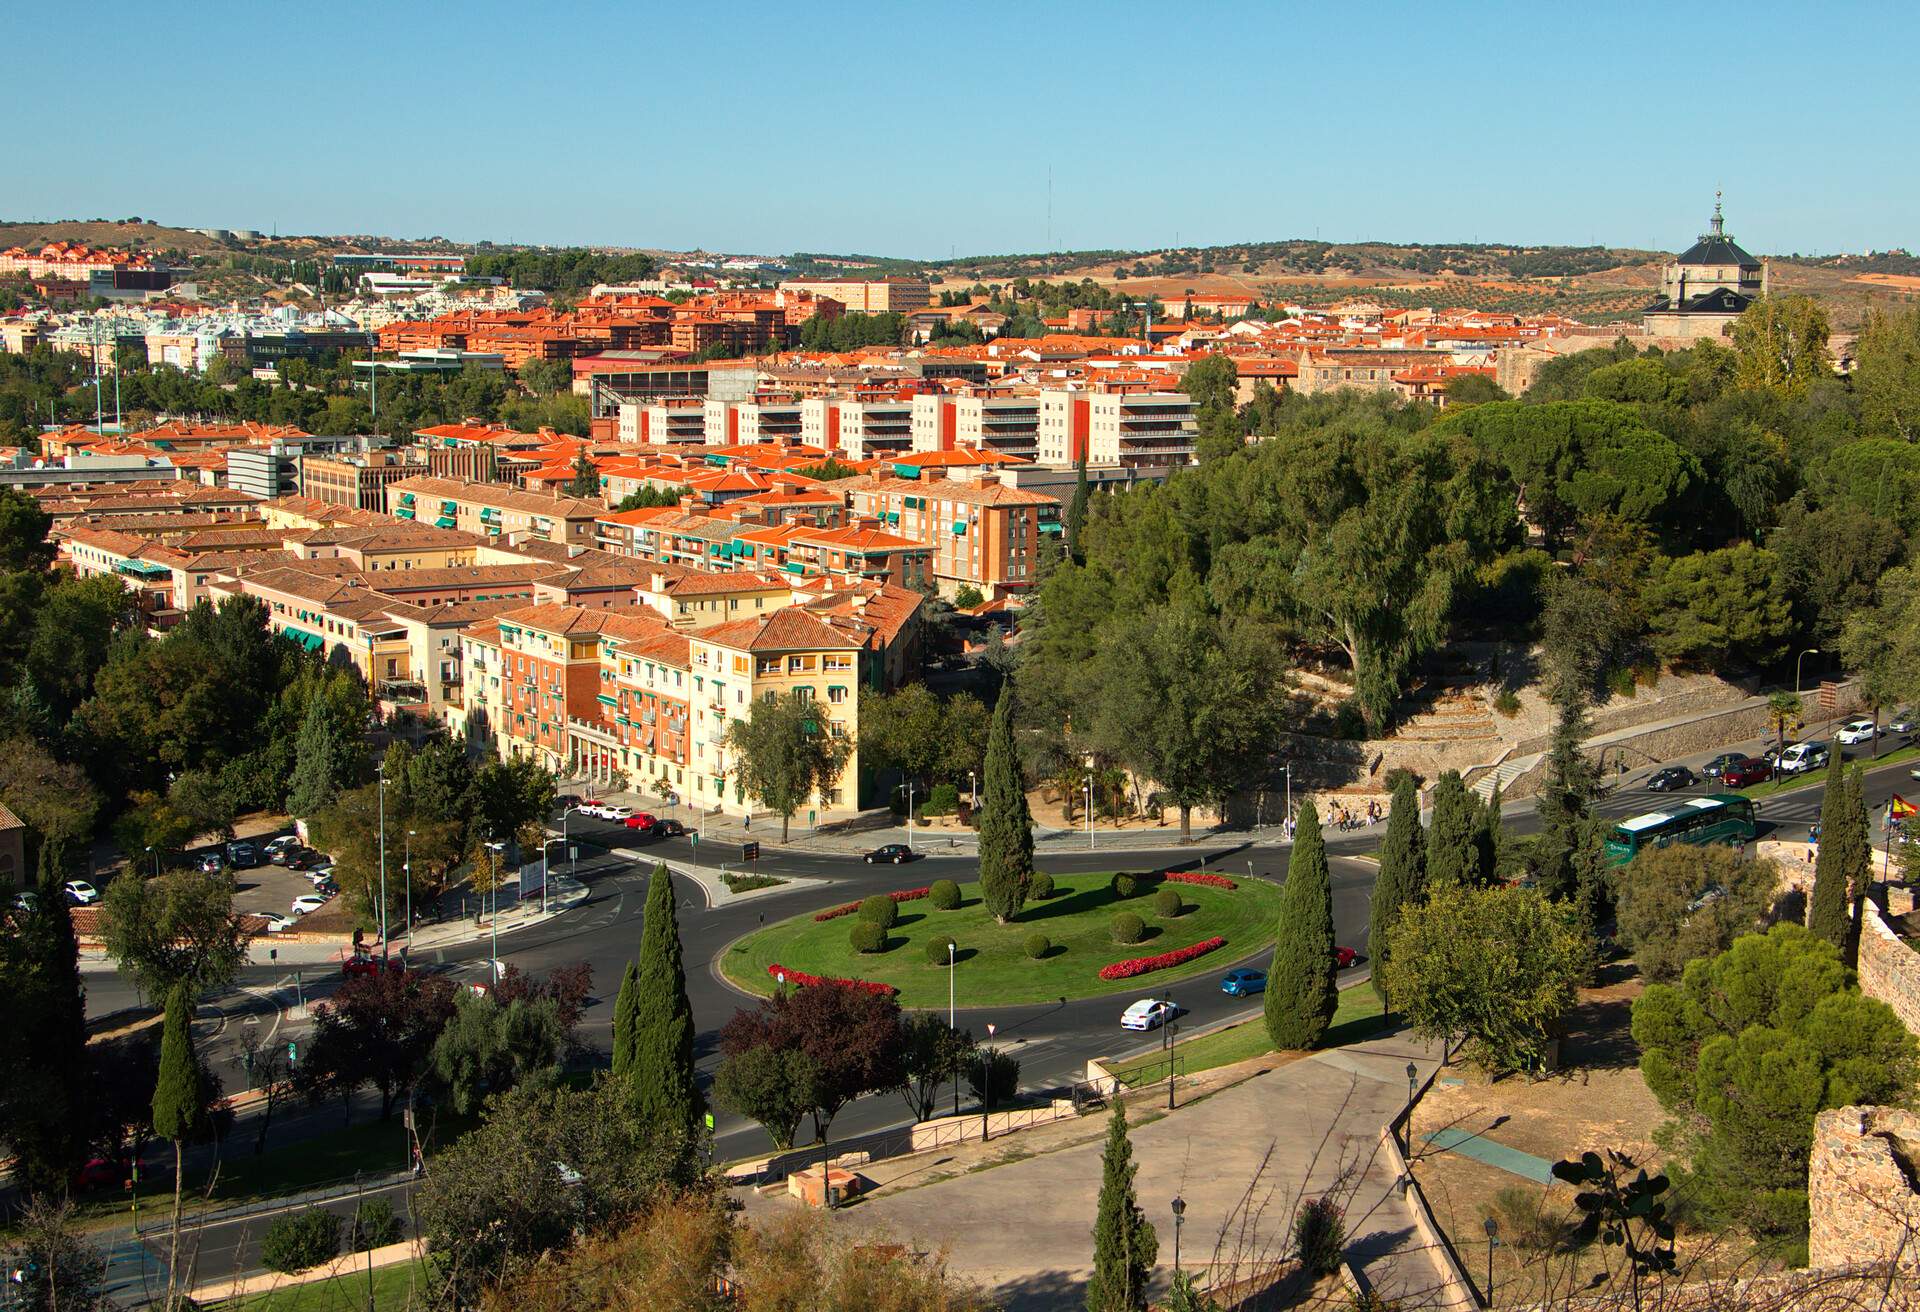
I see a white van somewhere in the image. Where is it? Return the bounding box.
[1777,741,1830,775]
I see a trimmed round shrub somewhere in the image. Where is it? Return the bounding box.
[262,1208,341,1274]
[925,936,958,966]
[1029,871,1054,900]
[1024,933,1051,959]
[1111,911,1146,945]
[929,878,961,910]
[1153,888,1183,919]
[349,1197,402,1251]
[859,894,899,929]
[1112,872,1143,899]
[848,921,885,954]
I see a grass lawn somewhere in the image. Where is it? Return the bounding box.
[1108,984,1388,1087]
[220,1260,427,1312]
[722,872,1283,1009]
[1735,742,1920,801]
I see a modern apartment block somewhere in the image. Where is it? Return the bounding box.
[910,393,1042,462]
[384,475,603,545]
[799,397,915,460]
[841,472,1060,598]
[1038,389,1196,469]
[302,449,429,511]
[703,398,805,446]
[775,276,931,314]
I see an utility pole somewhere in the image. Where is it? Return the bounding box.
[377,766,389,958]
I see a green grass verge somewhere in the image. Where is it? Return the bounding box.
[1108,983,1388,1087]
[220,1259,427,1312]
[722,871,1282,1009]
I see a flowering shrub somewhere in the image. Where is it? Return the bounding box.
[813,887,931,921]
[765,962,897,996]
[1160,871,1237,890]
[1097,936,1227,981]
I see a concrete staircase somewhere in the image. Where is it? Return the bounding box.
[1470,753,1537,802]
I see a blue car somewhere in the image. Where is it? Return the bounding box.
[1221,968,1266,997]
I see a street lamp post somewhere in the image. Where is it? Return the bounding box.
[145,845,157,878]
[404,829,415,957]
[1085,775,1094,851]
[981,1022,997,1142]
[1282,763,1292,829]
[376,766,389,959]
[562,804,582,883]
[969,770,977,814]
[1171,1196,1186,1282]
[1405,1061,1419,1152]
[1164,1005,1179,1110]
[903,782,915,851]
[949,941,959,1118]
[1795,648,1821,702]
[1483,1216,1499,1305]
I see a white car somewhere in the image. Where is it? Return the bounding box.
[599,805,634,822]
[1120,999,1183,1032]
[301,869,336,888]
[1837,719,1878,746]
[62,880,100,905]
[262,835,299,857]
[256,912,295,933]
[1777,741,1831,775]
[290,893,330,916]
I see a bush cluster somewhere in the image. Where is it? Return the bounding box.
[1112,873,1143,899]
[921,783,961,815]
[1029,872,1054,900]
[262,1209,341,1274]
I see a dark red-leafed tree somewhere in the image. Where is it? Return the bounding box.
[298,968,457,1120]
[719,980,905,1142]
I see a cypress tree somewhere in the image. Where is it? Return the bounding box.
[1843,766,1873,967]
[627,863,702,1140]
[1265,804,1337,1050]
[1368,776,1426,1008]
[609,959,640,1079]
[1086,1100,1158,1312]
[1065,459,1090,563]
[286,697,342,818]
[978,683,1034,924]
[1475,782,1504,885]
[152,983,207,1307]
[1808,762,1851,951]
[5,845,91,1197]
[1426,771,1478,889]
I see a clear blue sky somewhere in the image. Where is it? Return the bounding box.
[7,0,1914,258]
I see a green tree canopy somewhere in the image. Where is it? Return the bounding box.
[1642,542,1794,670]
[976,683,1035,923]
[1264,805,1337,1049]
[726,691,851,842]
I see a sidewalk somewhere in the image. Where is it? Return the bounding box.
[743,1025,1444,1310]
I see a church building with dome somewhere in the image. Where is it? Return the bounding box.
[1641,197,1768,338]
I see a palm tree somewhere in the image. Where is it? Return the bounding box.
[1768,691,1803,755]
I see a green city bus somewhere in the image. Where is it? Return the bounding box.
[1603,794,1759,867]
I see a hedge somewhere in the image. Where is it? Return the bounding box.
[925,936,958,966]
[1024,933,1051,959]
[848,921,885,953]
[1030,871,1054,900]
[1111,911,1146,944]
[929,879,961,910]
[765,962,897,996]
[814,887,931,922]
[859,894,899,929]
[1097,936,1228,981]
[1153,888,1184,918]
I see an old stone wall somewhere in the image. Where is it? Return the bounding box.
[1859,901,1920,1040]
[1811,1106,1920,1271]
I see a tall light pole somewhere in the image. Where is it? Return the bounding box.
[1795,648,1820,702]
[968,770,977,814]
[1483,1216,1499,1306]
[902,781,915,850]
[1171,1196,1186,1282]
[376,765,389,958]
[1282,764,1292,828]
[981,1022,997,1142]
[1085,775,1094,850]
[145,845,157,878]
[404,829,416,957]
[483,839,505,978]
[561,804,582,883]
[949,940,959,1118]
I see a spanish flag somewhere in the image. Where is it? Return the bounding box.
[1892,795,1917,820]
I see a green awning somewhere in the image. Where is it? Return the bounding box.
[1038,521,1063,534]
[784,561,806,574]
[435,515,456,528]
[398,493,415,505]
[596,693,617,706]
[395,507,415,520]
[952,521,967,535]
[892,463,921,478]
[283,627,324,652]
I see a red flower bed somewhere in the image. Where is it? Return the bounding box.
[812,886,932,922]
[1160,871,1237,890]
[1098,936,1227,982]
[765,962,897,997]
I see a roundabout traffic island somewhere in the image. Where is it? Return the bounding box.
[723,870,1281,1008]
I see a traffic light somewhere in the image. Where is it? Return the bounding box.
[287,1040,298,1063]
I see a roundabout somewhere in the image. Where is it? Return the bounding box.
[719,870,1283,1008]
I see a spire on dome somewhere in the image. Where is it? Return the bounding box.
[1710,190,1725,237]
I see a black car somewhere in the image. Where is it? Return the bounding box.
[1702,752,1745,779]
[864,843,914,864]
[652,818,687,837]
[225,841,258,869]
[555,793,583,810]
[1647,766,1696,792]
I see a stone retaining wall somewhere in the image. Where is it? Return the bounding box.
[1859,901,1920,1040]
[1810,1105,1920,1271]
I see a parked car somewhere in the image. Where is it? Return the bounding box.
[291,893,330,916]
[285,849,321,871]
[301,868,336,888]
[1838,718,1879,746]
[652,818,688,837]
[555,793,583,810]
[1120,998,1184,1032]
[599,805,634,822]
[255,912,295,934]
[225,841,258,869]
[71,1157,125,1192]
[61,879,100,906]
[1703,752,1746,779]
[1720,757,1773,788]
[197,853,224,873]
[263,835,299,863]
[1220,969,1266,997]
[11,890,38,912]
[1891,710,1918,736]
[342,952,398,978]
[623,812,660,830]
[864,844,914,864]
[1647,766,1697,793]
[1777,741,1831,775]
[1334,946,1359,968]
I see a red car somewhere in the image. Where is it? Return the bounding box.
[342,952,400,979]
[72,1157,125,1192]
[1334,946,1359,969]
[1719,757,1772,788]
[623,812,660,831]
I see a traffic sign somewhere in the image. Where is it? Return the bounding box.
[287,1040,297,1062]
[742,841,760,862]
[704,1112,715,1131]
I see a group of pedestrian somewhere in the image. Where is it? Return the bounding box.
[1321,801,1380,832]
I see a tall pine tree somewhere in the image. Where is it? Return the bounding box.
[610,959,640,1079]
[1086,1100,1158,1312]
[286,696,343,818]
[1476,782,1505,884]
[626,864,702,1140]
[1368,775,1427,1008]
[1843,765,1873,967]
[1065,459,1090,564]
[1426,771,1479,889]
[978,682,1034,924]
[152,983,207,1308]
[1808,762,1851,951]
[2,846,91,1197]
[1265,803,1337,1049]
